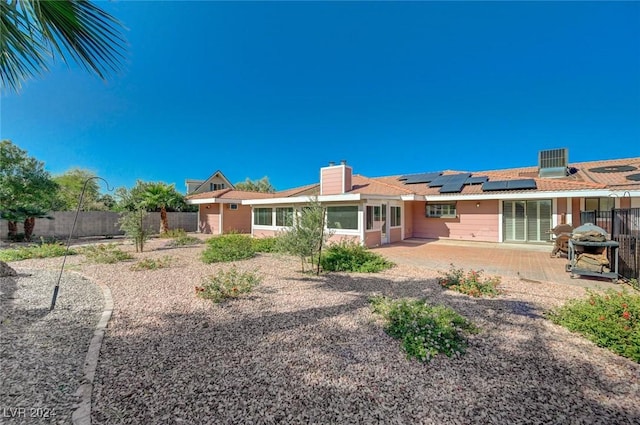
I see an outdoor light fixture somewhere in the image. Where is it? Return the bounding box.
[476,202,481,208]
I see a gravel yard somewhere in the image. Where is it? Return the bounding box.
[2,238,640,424]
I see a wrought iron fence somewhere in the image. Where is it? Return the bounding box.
[610,208,640,281]
[579,210,612,234]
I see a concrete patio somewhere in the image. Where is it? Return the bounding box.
[371,238,625,291]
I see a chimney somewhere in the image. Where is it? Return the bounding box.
[320,161,353,195]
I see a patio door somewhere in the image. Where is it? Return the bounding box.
[503,200,551,242]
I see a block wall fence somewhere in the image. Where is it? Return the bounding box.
[0,212,198,240]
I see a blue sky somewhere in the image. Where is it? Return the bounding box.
[1,1,639,194]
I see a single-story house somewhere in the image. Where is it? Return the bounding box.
[187,150,640,247]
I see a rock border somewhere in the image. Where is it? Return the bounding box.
[72,279,113,425]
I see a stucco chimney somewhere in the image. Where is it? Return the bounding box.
[320,161,353,195]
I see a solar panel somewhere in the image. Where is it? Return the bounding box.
[399,172,441,184]
[482,179,537,191]
[465,176,489,185]
[426,173,471,193]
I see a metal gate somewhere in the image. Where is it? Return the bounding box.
[611,208,640,280]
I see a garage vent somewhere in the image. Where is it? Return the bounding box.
[539,148,568,178]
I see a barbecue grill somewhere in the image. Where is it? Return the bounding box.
[566,223,619,282]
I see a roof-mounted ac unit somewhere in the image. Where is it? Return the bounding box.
[538,148,568,178]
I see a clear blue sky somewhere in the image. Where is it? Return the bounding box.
[1,1,639,194]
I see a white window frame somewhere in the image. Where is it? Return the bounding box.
[390,206,402,227]
[426,202,457,218]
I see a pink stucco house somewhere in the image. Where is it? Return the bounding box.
[187,150,640,247]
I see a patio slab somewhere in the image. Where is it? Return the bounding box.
[371,238,625,291]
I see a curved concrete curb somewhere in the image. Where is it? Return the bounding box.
[72,281,114,425]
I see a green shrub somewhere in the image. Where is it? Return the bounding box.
[627,278,639,291]
[159,228,187,239]
[251,237,278,253]
[166,233,203,247]
[438,264,503,297]
[130,256,172,271]
[320,240,394,273]
[195,267,262,303]
[547,289,640,363]
[79,244,133,264]
[201,234,255,263]
[0,242,72,261]
[370,296,478,362]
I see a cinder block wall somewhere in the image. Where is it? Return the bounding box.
[0,212,198,240]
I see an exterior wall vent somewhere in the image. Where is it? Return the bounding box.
[538,148,568,178]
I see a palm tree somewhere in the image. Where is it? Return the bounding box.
[141,183,186,234]
[1,0,126,92]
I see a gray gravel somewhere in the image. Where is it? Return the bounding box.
[3,239,640,424]
[0,269,103,424]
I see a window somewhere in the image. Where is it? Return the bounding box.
[327,206,358,230]
[210,183,225,191]
[254,208,272,225]
[229,204,238,210]
[366,205,384,230]
[585,197,614,212]
[426,203,456,218]
[276,207,293,226]
[390,206,401,227]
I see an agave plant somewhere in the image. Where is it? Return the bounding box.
[0,0,127,92]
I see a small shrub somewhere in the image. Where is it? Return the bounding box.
[0,243,72,261]
[547,289,640,363]
[80,244,133,264]
[130,256,173,271]
[627,278,639,291]
[201,234,255,263]
[438,264,503,297]
[370,296,478,362]
[320,240,394,273]
[159,228,187,239]
[166,234,203,247]
[195,267,262,303]
[251,237,278,253]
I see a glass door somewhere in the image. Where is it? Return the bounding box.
[503,200,552,242]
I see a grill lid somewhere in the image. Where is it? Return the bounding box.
[572,223,608,242]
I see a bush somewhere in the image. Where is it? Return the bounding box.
[547,289,640,363]
[201,234,255,263]
[320,240,394,273]
[158,228,187,239]
[370,296,478,362]
[166,233,203,247]
[79,244,133,264]
[0,242,72,261]
[438,264,503,297]
[251,236,278,253]
[195,267,262,303]
[130,256,172,271]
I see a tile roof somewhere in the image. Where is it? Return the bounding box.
[370,156,640,197]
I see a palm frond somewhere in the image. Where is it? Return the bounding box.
[1,0,126,92]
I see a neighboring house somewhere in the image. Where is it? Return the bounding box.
[187,150,640,247]
[185,170,234,195]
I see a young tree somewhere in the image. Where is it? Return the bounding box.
[277,197,332,274]
[118,207,151,253]
[1,0,126,92]
[0,140,57,240]
[234,176,276,193]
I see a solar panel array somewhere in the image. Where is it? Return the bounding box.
[482,179,537,191]
[398,172,442,184]
[399,172,539,193]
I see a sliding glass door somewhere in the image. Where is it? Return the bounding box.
[503,200,552,242]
